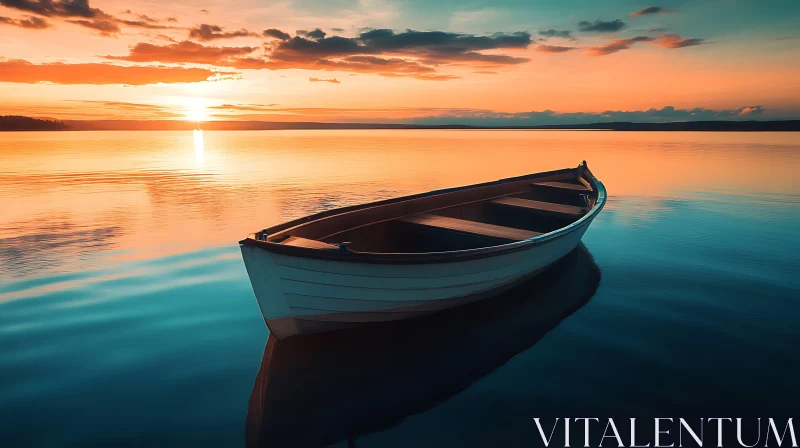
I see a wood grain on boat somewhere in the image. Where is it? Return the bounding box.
[490,197,586,217]
[531,181,592,192]
[396,213,541,242]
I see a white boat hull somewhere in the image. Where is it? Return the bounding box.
[240,216,596,338]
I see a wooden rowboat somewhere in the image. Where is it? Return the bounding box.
[240,161,606,338]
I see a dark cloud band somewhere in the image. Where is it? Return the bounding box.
[0,0,177,36]
[106,28,533,81]
[538,29,572,39]
[578,19,625,33]
[630,6,666,17]
[0,14,50,28]
[189,24,255,41]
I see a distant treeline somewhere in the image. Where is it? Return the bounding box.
[2,115,799,131]
[519,120,800,131]
[61,119,800,132]
[0,116,67,131]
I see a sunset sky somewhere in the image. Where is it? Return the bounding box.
[1,0,798,124]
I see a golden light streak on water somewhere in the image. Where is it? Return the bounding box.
[194,129,204,168]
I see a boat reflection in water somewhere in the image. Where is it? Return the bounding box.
[246,244,600,448]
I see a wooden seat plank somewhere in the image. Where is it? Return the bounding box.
[531,181,591,192]
[491,197,586,217]
[282,236,338,249]
[397,213,540,242]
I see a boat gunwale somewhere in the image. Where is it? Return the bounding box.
[240,164,606,264]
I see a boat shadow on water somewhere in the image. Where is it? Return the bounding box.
[245,244,601,448]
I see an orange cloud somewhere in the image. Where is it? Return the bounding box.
[738,106,759,116]
[105,41,257,65]
[183,50,444,78]
[0,59,234,85]
[654,34,706,48]
[232,55,461,80]
[587,36,653,56]
[116,18,173,30]
[537,45,577,53]
[586,33,706,55]
[0,15,50,29]
[309,77,340,84]
[64,100,183,118]
[630,6,667,17]
[208,103,279,112]
[66,18,119,36]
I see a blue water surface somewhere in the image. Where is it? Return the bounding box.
[1,130,798,447]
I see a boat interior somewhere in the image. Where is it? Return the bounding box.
[255,164,601,254]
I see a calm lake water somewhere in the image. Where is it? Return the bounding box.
[1,130,799,447]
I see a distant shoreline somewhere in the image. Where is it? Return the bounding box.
[1,116,799,132]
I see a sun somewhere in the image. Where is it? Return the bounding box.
[184,97,208,122]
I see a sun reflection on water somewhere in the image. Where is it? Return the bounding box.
[194,129,204,168]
